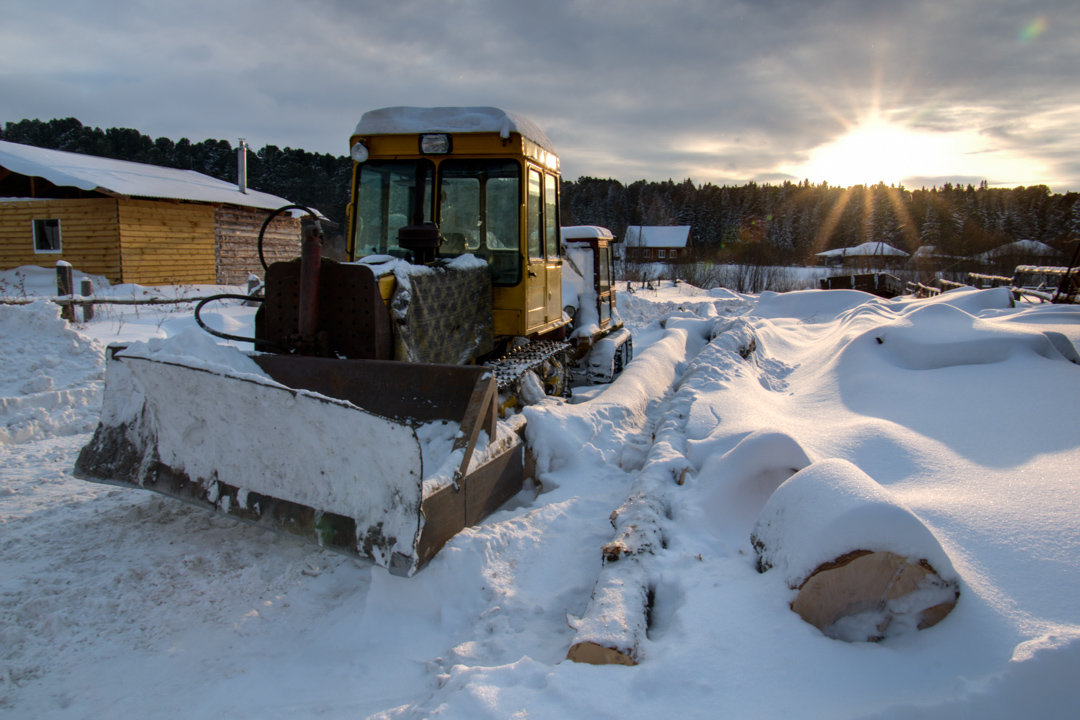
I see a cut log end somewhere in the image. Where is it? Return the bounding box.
[791,550,959,642]
[566,641,638,666]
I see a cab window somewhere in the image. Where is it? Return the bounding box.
[599,245,612,292]
[438,159,521,285]
[438,159,519,252]
[354,160,434,258]
[527,168,543,260]
[544,174,558,259]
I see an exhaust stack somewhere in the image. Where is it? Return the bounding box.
[237,138,248,194]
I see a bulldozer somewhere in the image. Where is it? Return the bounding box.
[75,107,631,576]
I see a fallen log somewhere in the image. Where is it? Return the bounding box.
[751,458,960,642]
[567,322,762,665]
[566,564,650,666]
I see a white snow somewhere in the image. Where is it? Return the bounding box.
[3,264,1080,718]
[352,107,557,154]
[816,241,910,257]
[752,457,958,587]
[0,139,294,211]
[561,225,614,241]
[561,239,600,338]
[976,239,1061,262]
[624,225,692,248]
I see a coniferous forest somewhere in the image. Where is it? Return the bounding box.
[4,118,1079,275]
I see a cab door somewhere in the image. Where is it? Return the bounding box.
[542,172,563,323]
[525,167,561,331]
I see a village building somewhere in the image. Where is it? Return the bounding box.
[974,239,1061,274]
[0,140,301,286]
[816,241,910,270]
[623,225,692,263]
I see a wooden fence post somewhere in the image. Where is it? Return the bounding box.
[55,261,74,321]
[80,277,94,322]
[245,274,262,307]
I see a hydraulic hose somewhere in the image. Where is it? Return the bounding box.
[258,204,320,271]
[195,204,320,348]
[193,293,280,349]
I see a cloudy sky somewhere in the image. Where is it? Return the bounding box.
[3,0,1078,191]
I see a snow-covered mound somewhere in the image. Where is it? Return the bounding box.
[0,301,105,444]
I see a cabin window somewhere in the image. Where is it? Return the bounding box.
[33,219,62,254]
[658,249,667,259]
[544,173,558,259]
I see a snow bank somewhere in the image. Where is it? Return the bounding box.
[753,288,887,321]
[0,301,105,444]
[870,302,1077,370]
[523,321,709,474]
[697,430,813,542]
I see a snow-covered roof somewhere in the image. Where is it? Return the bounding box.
[816,242,909,258]
[561,225,614,241]
[353,107,556,154]
[976,239,1060,261]
[0,140,294,211]
[624,225,691,248]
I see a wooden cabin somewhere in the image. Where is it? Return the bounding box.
[0,140,302,286]
[815,241,910,271]
[623,226,692,263]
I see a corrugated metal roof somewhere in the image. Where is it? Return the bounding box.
[816,242,909,257]
[976,239,1060,261]
[624,225,691,248]
[0,140,293,211]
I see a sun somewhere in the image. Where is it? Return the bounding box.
[784,114,1052,189]
[787,118,958,187]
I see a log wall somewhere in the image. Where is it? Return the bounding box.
[3,198,302,287]
[214,206,301,285]
[0,199,123,282]
[117,200,216,285]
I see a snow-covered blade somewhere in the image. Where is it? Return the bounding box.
[74,347,523,576]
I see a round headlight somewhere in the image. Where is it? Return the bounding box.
[350,142,369,163]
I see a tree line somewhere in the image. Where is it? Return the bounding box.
[5,118,1078,273]
[561,177,1080,273]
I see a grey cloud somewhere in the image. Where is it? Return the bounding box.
[2,0,1078,190]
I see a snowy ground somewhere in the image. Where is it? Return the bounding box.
[2,265,1080,718]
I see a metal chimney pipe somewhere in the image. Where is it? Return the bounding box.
[237,138,248,194]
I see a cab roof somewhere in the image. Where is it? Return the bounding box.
[353,107,556,154]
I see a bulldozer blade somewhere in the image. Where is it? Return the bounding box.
[74,348,523,576]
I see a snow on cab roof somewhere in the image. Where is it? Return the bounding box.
[0,139,294,211]
[354,107,557,154]
[562,225,615,241]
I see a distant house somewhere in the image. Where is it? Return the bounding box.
[623,225,692,263]
[816,241,909,270]
[0,140,301,286]
[974,239,1060,268]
